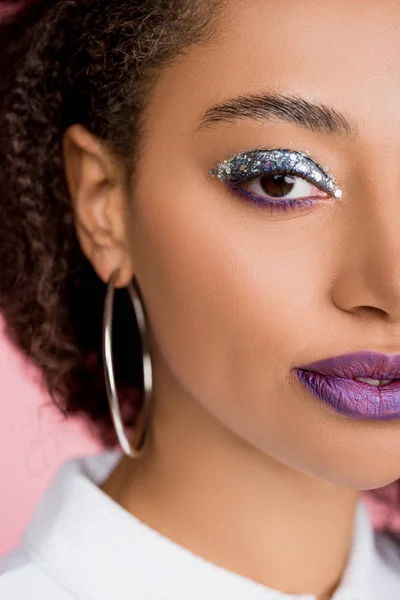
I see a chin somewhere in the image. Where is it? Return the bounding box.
[322,466,400,492]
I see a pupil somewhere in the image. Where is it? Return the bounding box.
[260,174,295,198]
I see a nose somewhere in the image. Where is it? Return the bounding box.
[331,184,400,324]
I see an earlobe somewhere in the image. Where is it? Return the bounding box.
[62,124,134,288]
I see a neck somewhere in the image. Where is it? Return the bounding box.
[101,370,359,600]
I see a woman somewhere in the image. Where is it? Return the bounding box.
[1,0,400,598]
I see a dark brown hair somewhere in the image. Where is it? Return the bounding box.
[0,0,223,445]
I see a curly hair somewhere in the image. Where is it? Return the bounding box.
[0,0,223,446]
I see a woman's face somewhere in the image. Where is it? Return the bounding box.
[68,0,400,489]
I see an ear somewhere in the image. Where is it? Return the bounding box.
[62,124,134,288]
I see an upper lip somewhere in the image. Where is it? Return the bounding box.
[298,351,400,380]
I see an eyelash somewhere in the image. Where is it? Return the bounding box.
[210,148,342,214]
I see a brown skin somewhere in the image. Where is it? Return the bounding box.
[62,1,400,598]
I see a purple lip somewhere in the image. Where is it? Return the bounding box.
[296,351,400,420]
[299,351,400,380]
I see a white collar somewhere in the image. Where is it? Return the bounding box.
[21,449,400,600]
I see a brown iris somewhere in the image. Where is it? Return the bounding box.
[260,174,297,198]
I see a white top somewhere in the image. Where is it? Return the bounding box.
[1,448,400,600]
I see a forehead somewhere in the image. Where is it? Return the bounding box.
[147,0,400,145]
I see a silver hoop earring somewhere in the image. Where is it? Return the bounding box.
[102,268,153,458]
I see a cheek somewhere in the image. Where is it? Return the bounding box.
[128,176,327,431]
[127,178,400,489]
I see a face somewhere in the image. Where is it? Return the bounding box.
[66,0,400,490]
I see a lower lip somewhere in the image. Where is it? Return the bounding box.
[296,370,400,420]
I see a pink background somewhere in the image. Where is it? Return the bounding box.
[0,316,102,556]
[0,2,101,556]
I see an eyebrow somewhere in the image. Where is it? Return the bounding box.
[195,91,359,138]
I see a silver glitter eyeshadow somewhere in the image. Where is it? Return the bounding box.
[210,148,343,199]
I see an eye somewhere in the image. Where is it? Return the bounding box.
[243,173,324,201]
[210,148,342,213]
